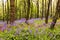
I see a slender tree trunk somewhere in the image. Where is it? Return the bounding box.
[15,0,17,20]
[45,0,52,24]
[25,0,30,23]
[30,0,33,19]
[41,0,44,19]
[37,0,39,18]
[2,0,4,21]
[7,0,9,24]
[27,0,30,20]
[50,2,53,18]
[50,0,60,29]
[19,8,21,19]
[5,3,6,21]
[10,0,15,24]
[19,1,21,19]
[24,0,26,18]
[45,0,46,19]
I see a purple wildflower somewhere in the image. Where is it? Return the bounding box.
[29,30,32,34]
[20,18,26,23]
[27,19,34,24]
[36,28,38,32]
[0,22,7,31]
[34,18,40,20]
[43,23,47,26]
[1,23,7,31]
[14,28,21,35]
[7,28,12,32]
[10,22,17,26]
[51,22,55,24]
[15,18,26,24]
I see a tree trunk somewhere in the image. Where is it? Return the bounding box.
[2,0,4,21]
[50,0,60,29]
[41,0,44,19]
[45,0,52,24]
[10,0,15,24]
[19,1,21,19]
[37,0,39,18]
[30,0,33,19]
[26,0,30,21]
[5,3,6,21]
[24,0,26,18]
[15,0,17,20]
[7,0,9,24]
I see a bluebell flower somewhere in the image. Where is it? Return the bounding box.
[0,22,7,31]
[20,18,26,23]
[2,24,7,31]
[51,22,55,24]
[10,22,17,26]
[36,28,38,32]
[7,28,12,32]
[34,18,40,20]
[27,19,34,24]
[15,18,26,24]
[14,28,21,35]
[43,23,47,26]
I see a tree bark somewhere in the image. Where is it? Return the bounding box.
[10,0,15,24]
[37,0,39,18]
[26,0,30,20]
[7,0,9,24]
[41,0,44,19]
[15,0,17,20]
[45,0,52,24]
[30,0,33,19]
[24,0,26,18]
[25,0,30,24]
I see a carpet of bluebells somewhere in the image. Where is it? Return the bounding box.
[0,18,60,40]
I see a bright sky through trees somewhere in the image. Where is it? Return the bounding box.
[0,0,7,4]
